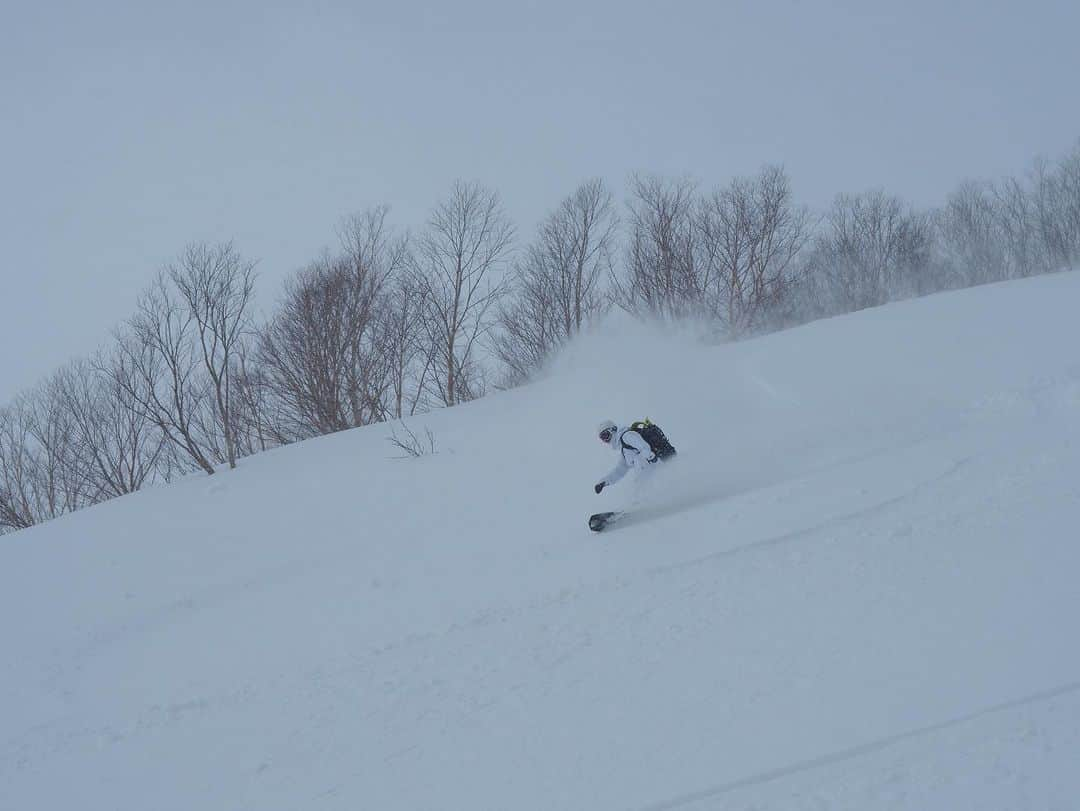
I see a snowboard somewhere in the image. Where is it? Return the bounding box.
[588,511,626,532]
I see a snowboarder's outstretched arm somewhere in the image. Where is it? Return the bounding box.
[598,456,629,491]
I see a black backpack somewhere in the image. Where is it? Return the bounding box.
[623,418,677,460]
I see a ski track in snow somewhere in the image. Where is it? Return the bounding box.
[645,454,973,576]
[636,679,1080,811]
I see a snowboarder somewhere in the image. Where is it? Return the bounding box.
[593,418,676,496]
[589,418,677,531]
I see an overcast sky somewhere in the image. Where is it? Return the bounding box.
[3,0,1079,402]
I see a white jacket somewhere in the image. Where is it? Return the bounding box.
[600,425,656,486]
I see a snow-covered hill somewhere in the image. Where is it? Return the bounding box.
[4,273,1080,810]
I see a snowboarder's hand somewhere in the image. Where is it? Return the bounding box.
[647,453,658,464]
[594,481,605,494]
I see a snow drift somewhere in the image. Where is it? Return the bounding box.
[3,272,1080,810]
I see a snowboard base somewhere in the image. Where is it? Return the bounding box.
[588,511,625,532]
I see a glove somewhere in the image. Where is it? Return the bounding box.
[594,481,605,494]
[647,453,658,464]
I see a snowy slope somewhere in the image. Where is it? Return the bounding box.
[3,272,1080,810]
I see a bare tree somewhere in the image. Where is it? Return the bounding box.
[697,165,811,337]
[380,275,434,419]
[1032,143,1080,271]
[995,175,1050,278]
[615,168,809,337]
[937,143,1080,288]
[617,174,700,320]
[0,401,40,532]
[168,242,256,469]
[259,257,382,438]
[336,211,409,426]
[1056,141,1080,266]
[0,386,88,533]
[115,275,218,475]
[29,382,89,515]
[53,357,164,500]
[494,178,617,384]
[229,344,281,455]
[258,208,406,439]
[806,190,934,314]
[411,181,514,406]
[936,180,1007,287]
